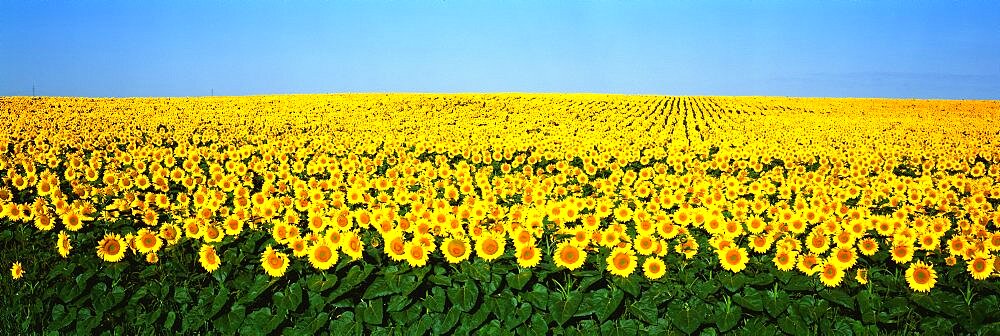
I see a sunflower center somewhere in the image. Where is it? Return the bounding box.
[410,246,424,259]
[726,250,740,264]
[973,260,986,272]
[105,241,119,254]
[268,255,283,268]
[315,247,331,262]
[391,240,406,254]
[913,268,929,284]
[483,240,498,255]
[614,254,630,269]
[448,242,465,257]
[562,247,579,263]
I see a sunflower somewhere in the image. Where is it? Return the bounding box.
[818,262,844,287]
[203,224,224,243]
[159,223,182,245]
[138,250,156,263]
[642,257,666,280]
[57,230,72,258]
[553,241,586,271]
[718,246,748,273]
[905,260,937,292]
[634,234,657,256]
[10,262,23,280]
[797,254,821,275]
[199,245,221,273]
[289,238,309,258]
[308,242,338,270]
[858,237,879,256]
[968,252,994,280]
[606,247,637,277]
[184,218,203,239]
[62,211,84,231]
[890,242,914,264]
[34,212,55,231]
[515,244,542,268]
[475,234,505,262]
[773,249,797,271]
[383,231,408,262]
[856,268,868,285]
[96,233,127,262]
[261,246,289,277]
[223,215,244,236]
[135,228,163,254]
[341,231,364,261]
[829,246,857,270]
[404,241,429,267]
[442,236,471,264]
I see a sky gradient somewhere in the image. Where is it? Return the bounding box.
[1,1,998,99]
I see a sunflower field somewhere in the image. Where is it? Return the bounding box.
[2,94,1000,334]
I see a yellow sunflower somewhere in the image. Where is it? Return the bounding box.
[968,252,994,280]
[442,236,471,264]
[57,230,72,258]
[159,223,182,245]
[383,231,408,262]
[135,228,163,254]
[308,242,338,271]
[341,231,364,261]
[404,241,429,267]
[606,247,638,277]
[199,245,221,273]
[96,233,127,262]
[642,257,666,280]
[905,260,936,292]
[818,262,844,287]
[856,268,868,285]
[515,244,542,268]
[773,249,797,271]
[10,262,23,280]
[718,246,748,273]
[553,241,586,271]
[261,245,289,277]
[475,234,505,262]
[890,242,914,264]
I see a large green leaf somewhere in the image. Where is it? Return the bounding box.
[714,301,742,332]
[818,289,854,310]
[446,282,479,312]
[550,292,584,325]
[424,287,446,313]
[667,300,706,335]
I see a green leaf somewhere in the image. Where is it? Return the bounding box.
[507,304,532,330]
[433,309,462,334]
[424,287,446,313]
[856,291,880,324]
[358,298,384,325]
[613,276,640,297]
[597,288,625,322]
[819,289,854,310]
[626,296,658,324]
[747,273,776,287]
[777,308,809,336]
[714,301,742,332]
[720,273,747,292]
[692,280,720,300]
[506,270,532,291]
[668,300,705,335]
[306,273,338,293]
[209,286,229,318]
[734,287,764,312]
[446,282,479,312]
[764,290,790,318]
[551,292,584,326]
[174,287,192,305]
[362,276,394,299]
[785,275,815,291]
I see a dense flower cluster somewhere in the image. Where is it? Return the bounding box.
[2,94,999,293]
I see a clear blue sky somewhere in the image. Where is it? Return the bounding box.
[1,1,998,98]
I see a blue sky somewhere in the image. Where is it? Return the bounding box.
[1,1,998,98]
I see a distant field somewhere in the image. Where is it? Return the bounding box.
[2,94,999,334]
